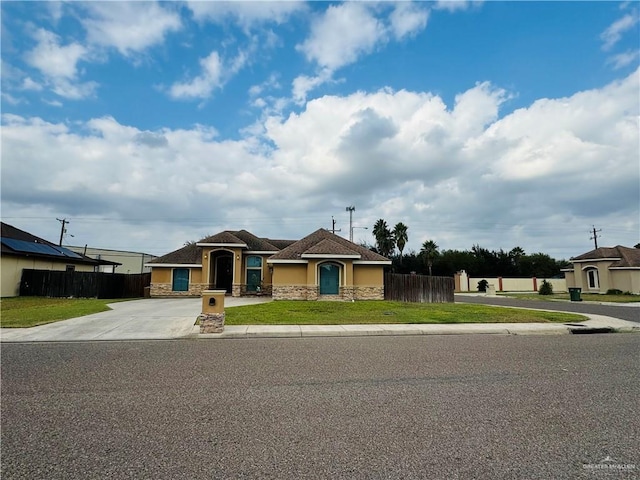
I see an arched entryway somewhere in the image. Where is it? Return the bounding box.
[210,251,233,293]
[319,263,340,295]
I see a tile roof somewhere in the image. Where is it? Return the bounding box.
[150,228,389,265]
[197,230,286,251]
[571,245,640,268]
[268,229,390,262]
[150,243,202,264]
[302,238,361,256]
[265,239,297,250]
[198,231,246,245]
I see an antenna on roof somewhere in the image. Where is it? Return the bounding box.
[590,225,602,249]
[330,216,341,234]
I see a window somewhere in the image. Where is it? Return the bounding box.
[586,268,599,290]
[172,268,189,292]
[246,256,262,292]
[65,265,75,273]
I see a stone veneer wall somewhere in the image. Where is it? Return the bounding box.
[231,284,241,297]
[150,283,208,297]
[272,285,319,300]
[353,286,384,300]
[273,285,383,301]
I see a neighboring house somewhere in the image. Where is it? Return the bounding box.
[67,246,156,274]
[563,245,640,294]
[0,222,114,297]
[146,228,391,300]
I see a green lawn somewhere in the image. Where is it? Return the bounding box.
[0,297,135,328]
[225,300,587,325]
[497,292,640,303]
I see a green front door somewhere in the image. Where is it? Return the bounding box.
[319,264,340,295]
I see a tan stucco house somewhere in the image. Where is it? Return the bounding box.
[146,228,391,300]
[1,222,109,297]
[563,245,640,294]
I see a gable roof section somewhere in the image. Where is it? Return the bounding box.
[1,222,99,265]
[232,230,281,252]
[197,231,247,247]
[571,245,640,269]
[195,229,286,252]
[266,239,297,250]
[147,243,202,266]
[268,229,390,263]
[301,238,361,258]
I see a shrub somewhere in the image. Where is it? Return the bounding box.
[477,279,489,292]
[606,289,623,295]
[539,280,553,295]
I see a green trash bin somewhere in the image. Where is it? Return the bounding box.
[568,287,582,302]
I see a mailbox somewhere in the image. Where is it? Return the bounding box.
[201,290,226,314]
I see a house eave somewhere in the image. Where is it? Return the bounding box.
[196,243,248,248]
[245,251,279,255]
[300,254,361,259]
[572,257,621,263]
[353,260,393,265]
[266,259,309,264]
[146,263,202,268]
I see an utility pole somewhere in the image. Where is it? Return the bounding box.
[590,226,602,249]
[330,216,341,234]
[56,218,69,246]
[346,205,355,242]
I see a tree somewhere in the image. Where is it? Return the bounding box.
[420,239,439,276]
[393,222,408,261]
[373,219,395,257]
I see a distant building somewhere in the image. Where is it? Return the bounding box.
[67,246,156,274]
[1,222,113,297]
[563,245,640,294]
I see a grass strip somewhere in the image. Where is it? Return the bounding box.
[497,293,640,303]
[0,297,133,328]
[225,300,587,325]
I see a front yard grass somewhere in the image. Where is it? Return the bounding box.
[225,300,586,325]
[497,292,640,303]
[0,297,134,328]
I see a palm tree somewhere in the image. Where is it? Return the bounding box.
[393,222,408,261]
[420,239,439,276]
[373,219,394,257]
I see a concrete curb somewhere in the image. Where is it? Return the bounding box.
[191,314,640,340]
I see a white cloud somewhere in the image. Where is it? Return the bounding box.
[293,2,430,100]
[21,77,43,91]
[297,3,387,71]
[601,11,639,51]
[434,1,482,13]
[607,49,640,69]
[186,1,306,30]
[80,2,181,56]
[169,51,223,99]
[25,28,87,79]
[23,28,97,99]
[389,2,429,40]
[2,70,637,258]
[291,69,332,104]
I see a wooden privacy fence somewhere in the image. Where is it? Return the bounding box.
[384,273,454,303]
[20,270,151,299]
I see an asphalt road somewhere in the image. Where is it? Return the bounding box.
[2,336,638,479]
[455,294,640,323]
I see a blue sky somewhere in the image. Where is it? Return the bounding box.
[1,1,639,259]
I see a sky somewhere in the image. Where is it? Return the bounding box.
[1,0,639,261]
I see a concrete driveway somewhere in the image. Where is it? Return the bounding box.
[0,297,271,342]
